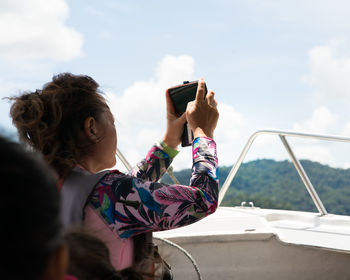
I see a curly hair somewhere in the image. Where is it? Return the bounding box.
[9,73,109,178]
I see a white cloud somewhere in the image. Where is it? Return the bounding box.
[106,55,195,170]
[294,42,350,169]
[215,103,244,142]
[215,103,245,166]
[106,55,245,171]
[341,121,350,137]
[293,144,334,166]
[293,106,336,134]
[304,41,350,104]
[287,106,339,167]
[0,0,83,61]
[155,56,195,87]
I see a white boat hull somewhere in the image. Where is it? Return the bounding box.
[154,207,350,279]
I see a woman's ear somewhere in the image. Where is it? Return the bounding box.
[42,244,69,280]
[84,117,99,143]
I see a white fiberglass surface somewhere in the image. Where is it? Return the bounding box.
[154,207,350,252]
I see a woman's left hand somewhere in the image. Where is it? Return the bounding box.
[162,89,187,149]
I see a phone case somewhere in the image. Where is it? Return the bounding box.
[168,80,207,147]
[181,123,194,147]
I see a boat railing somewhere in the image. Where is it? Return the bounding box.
[219,130,350,216]
[116,130,350,217]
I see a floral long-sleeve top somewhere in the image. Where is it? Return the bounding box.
[89,136,218,239]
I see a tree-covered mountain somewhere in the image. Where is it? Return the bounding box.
[161,159,350,216]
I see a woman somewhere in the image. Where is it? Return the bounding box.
[9,73,219,278]
[0,136,68,280]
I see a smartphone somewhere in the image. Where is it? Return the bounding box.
[168,80,207,147]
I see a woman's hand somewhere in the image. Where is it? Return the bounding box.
[162,90,187,149]
[186,78,219,139]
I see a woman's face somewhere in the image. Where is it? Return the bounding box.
[94,110,117,171]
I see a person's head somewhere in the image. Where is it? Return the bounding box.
[9,73,117,177]
[64,229,121,280]
[0,136,68,280]
[64,229,143,280]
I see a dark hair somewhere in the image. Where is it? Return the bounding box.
[64,229,143,280]
[9,73,109,178]
[0,135,63,279]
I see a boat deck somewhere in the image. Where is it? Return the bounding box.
[155,206,350,251]
[154,207,350,280]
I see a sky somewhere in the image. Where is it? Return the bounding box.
[1,0,350,172]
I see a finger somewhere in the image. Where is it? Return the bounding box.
[179,111,187,125]
[195,78,206,102]
[165,89,176,114]
[186,100,195,113]
[207,90,217,107]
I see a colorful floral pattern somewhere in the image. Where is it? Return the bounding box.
[90,137,218,239]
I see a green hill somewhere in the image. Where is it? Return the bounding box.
[162,159,350,215]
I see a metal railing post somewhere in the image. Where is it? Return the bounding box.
[279,135,328,215]
[116,148,132,171]
[218,131,261,205]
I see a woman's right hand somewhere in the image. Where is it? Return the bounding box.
[186,78,219,139]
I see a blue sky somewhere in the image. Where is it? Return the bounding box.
[1,0,350,171]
